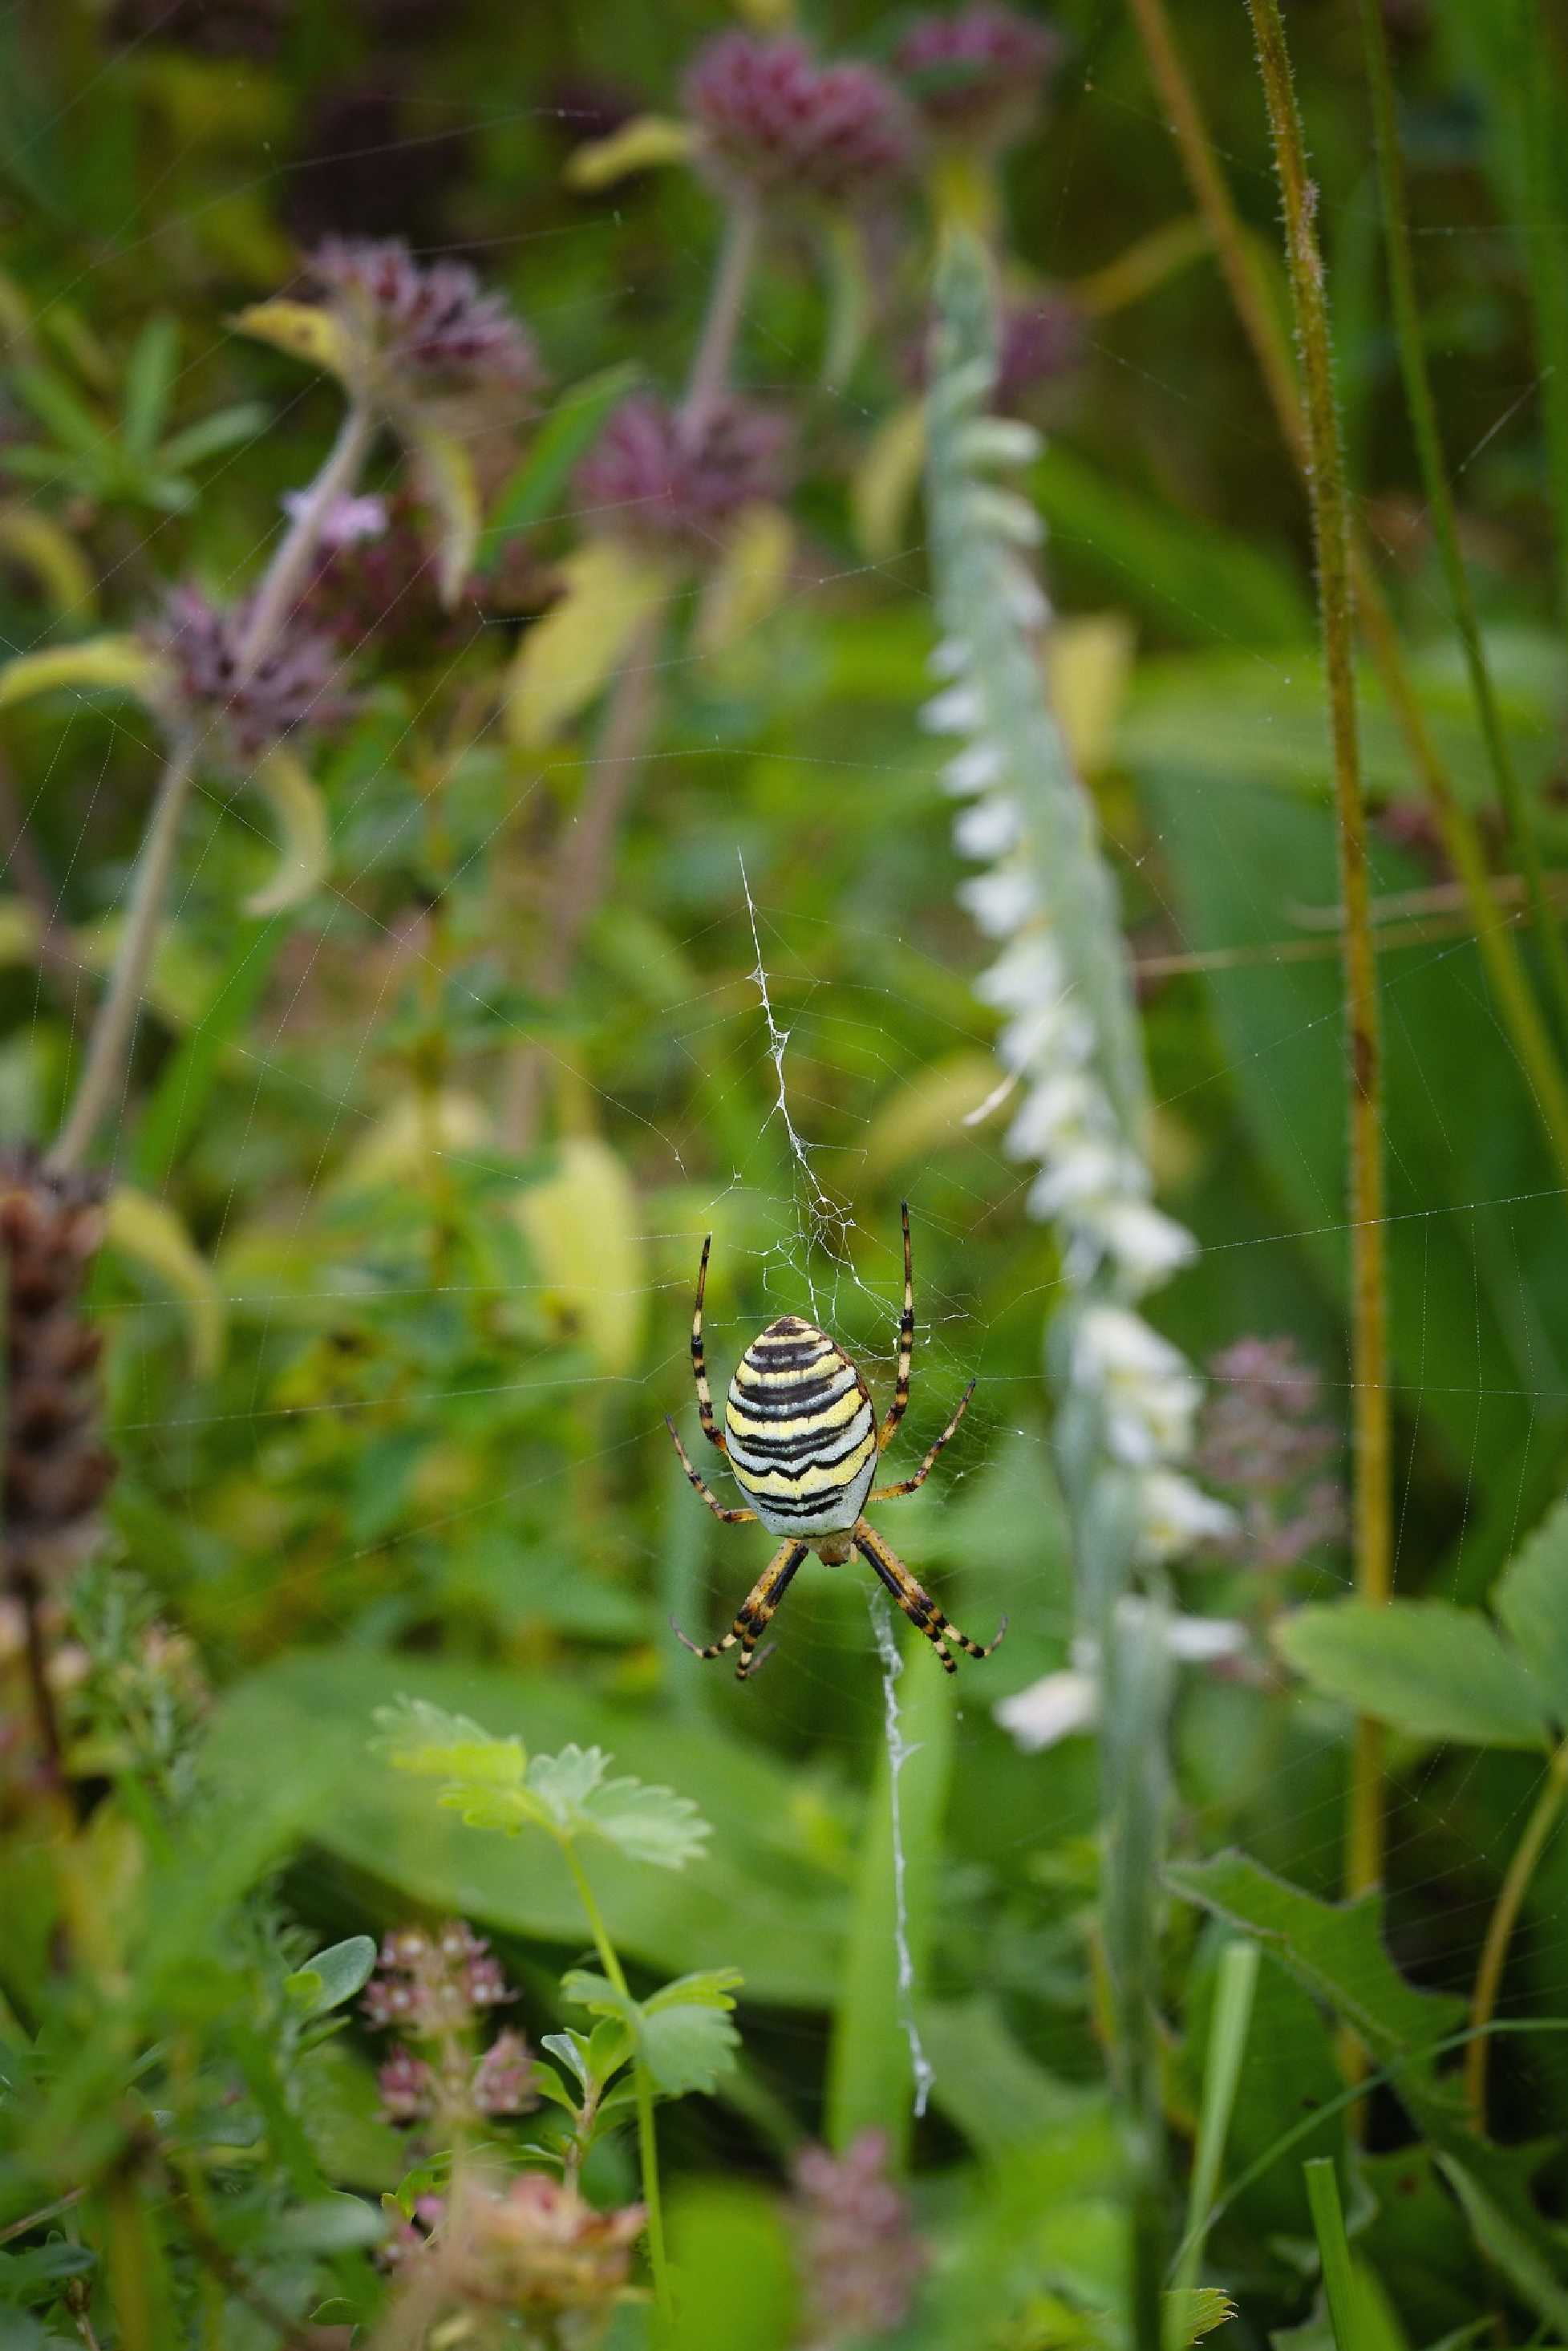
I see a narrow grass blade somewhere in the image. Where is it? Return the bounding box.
[1170,1937,1260,2321]
[1304,2157,1361,2351]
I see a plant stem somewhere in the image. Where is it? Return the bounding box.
[1466,1739,1568,2131]
[1303,2158,1361,2351]
[682,199,760,442]
[234,403,375,677]
[1244,0,1392,1903]
[49,738,198,1173]
[1522,0,1568,651]
[1125,0,1568,1200]
[500,616,662,1151]
[1357,0,1568,1048]
[561,1838,671,2319]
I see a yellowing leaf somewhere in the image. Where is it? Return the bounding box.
[334,1089,492,1194]
[504,539,668,750]
[1044,614,1136,775]
[853,399,926,563]
[405,419,480,607]
[244,748,330,918]
[513,1136,646,1376]
[0,636,163,711]
[859,1052,1011,1182]
[694,504,794,656]
[565,115,695,192]
[105,1186,225,1379]
[231,299,351,383]
[0,507,95,618]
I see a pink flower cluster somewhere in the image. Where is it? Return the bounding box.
[791,2128,929,2344]
[364,1920,537,2133]
[685,34,914,203]
[310,237,540,392]
[575,392,792,547]
[149,583,348,764]
[1196,1336,1347,1573]
[894,4,1062,151]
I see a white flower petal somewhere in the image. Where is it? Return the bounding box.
[954,795,1023,859]
[994,1669,1100,1752]
[958,866,1039,937]
[958,415,1044,471]
[1136,1470,1238,1563]
[942,739,1008,797]
[1090,1199,1199,1287]
[922,683,985,735]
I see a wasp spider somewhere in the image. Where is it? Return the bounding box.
[667,1203,1007,1680]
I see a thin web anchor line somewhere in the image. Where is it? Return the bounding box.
[868,1589,934,2120]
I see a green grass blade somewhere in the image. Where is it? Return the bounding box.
[1305,2157,1361,2351]
[480,361,642,565]
[131,920,286,1190]
[1170,1937,1260,2321]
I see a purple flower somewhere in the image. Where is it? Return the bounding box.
[309,237,540,394]
[1196,1336,1347,1573]
[472,2027,538,2117]
[893,5,1061,150]
[996,295,1086,409]
[377,2046,436,2123]
[363,1919,515,2037]
[148,583,348,764]
[575,392,792,548]
[791,2128,928,2343]
[685,34,915,204]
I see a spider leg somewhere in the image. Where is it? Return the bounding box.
[665,1417,757,1524]
[671,1539,808,1680]
[877,1201,916,1454]
[870,1377,976,1502]
[854,1518,1007,1674]
[690,1232,727,1453]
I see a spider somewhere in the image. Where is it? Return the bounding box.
[666,1202,1007,1680]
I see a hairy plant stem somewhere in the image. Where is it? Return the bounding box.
[1358,0,1568,1053]
[682,199,760,442]
[51,404,375,1173]
[1466,1740,1568,2131]
[561,1838,671,2319]
[1124,0,1568,1197]
[1244,0,1392,1906]
[49,738,198,1173]
[234,402,375,677]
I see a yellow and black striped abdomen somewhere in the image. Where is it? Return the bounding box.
[725,1315,877,1537]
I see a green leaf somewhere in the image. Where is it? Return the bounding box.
[214,1652,848,2004]
[265,2195,383,2255]
[0,635,164,712]
[374,1696,528,1802]
[121,315,178,462]
[104,1186,226,1379]
[531,1744,710,1870]
[156,400,270,472]
[1031,440,1313,647]
[661,2183,800,2351]
[404,417,479,606]
[285,1934,377,2020]
[1304,2159,1360,2351]
[14,361,107,459]
[1495,1491,1568,1723]
[242,747,330,918]
[131,919,286,1190]
[1275,1599,1553,1750]
[481,362,641,561]
[1164,2288,1238,2349]
[562,1967,743,2097]
[1167,1853,1465,2107]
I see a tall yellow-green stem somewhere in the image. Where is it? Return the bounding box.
[1124,0,1568,1199]
[1243,0,1392,1903]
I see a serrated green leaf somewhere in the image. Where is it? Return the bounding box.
[285,1934,377,2020]
[1164,2288,1237,2349]
[1495,1490,1568,1723]
[374,1696,528,1789]
[571,1764,711,1871]
[563,1967,741,2098]
[1275,1599,1552,1750]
